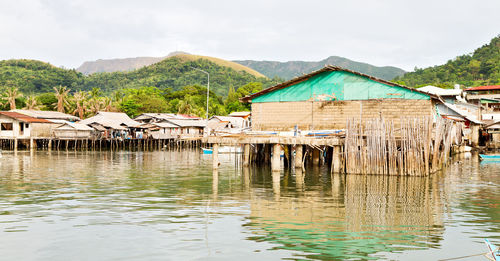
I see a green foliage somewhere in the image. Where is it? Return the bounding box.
[396,35,500,88]
[119,87,169,117]
[0,59,83,93]
[224,82,263,113]
[36,93,57,110]
[0,57,277,118]
[0,57,277,97]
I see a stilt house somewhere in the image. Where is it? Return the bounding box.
[0,111,58,139]
[240,66,441,131]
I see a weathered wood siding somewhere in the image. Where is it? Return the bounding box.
[251,99,434,131]
[30,123,58,138]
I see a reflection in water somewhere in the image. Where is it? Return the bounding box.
[0,151,498,260]
[247,173,445,260]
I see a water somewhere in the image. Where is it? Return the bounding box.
[0,150,498,260]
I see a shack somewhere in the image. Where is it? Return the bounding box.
[485,121,500,149]
[145,122,180,139]
[0,111,58,139]
[162,119,206,138]
[207,116,249,135]
[79,111,143,139]
[464,85,500,111]
[53,122,95,139]
[241,66,441,131]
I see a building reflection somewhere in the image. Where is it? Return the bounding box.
[245,168,448,259]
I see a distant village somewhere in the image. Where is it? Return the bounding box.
[1,65,500,158]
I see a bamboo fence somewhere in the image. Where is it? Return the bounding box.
[344,117,459,176]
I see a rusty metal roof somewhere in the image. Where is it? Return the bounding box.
[0,111,54,123]
[465,85,500,91]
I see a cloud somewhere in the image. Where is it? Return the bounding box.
[0,0,499,70]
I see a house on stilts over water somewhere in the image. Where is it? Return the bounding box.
[204,65,465,176]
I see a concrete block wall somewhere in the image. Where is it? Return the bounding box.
[251,99,434,131]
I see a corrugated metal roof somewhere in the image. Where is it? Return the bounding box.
[55,121,94,131]
[418,86,462,96]
[210,116,246,128]
[79,111,141,129]
[164,119,207,128]
[12,109,80,121]
[0,111,54,123]
[228,111,251,117]
[441,103,482,124]
[465,85,500,91]
[241,65,438,102]
[152,122,179,128]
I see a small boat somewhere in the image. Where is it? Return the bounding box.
[484,239,499,261]
[479,154,500,160]
[201,148,213,154]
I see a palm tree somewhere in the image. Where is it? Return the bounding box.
[5,87,22,110]
[177,99,193,115]
[72,91,88,119]
[86,97,105,115]
[102,97,114,112]
[53,85,70,113]
[23,96,41,110]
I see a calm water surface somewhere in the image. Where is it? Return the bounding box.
[0,150,498,260]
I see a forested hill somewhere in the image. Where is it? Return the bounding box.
[395,35,500,88]
[77,52,265,78]
[234,56,406,81]
[0,59,84,94]
[0,57,277,96]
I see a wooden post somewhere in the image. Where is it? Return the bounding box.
[212,169,218,198]
[272,170,280,200]
[271,144,281,172]
[332,145,341,173]
[48,139,52,151]
[30,138,34,151]
[471,124,480,147]
[212,143,219,169]
[312,148,320,165]
[295,145,303,169]
[243,144,250,167]
[242,166,250,190]
[14,138,18,151]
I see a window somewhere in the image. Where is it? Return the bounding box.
[1,123,13,131]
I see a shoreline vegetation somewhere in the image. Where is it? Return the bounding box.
[0,56,279,119]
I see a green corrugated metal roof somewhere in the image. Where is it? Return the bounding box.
[252,70,429,103]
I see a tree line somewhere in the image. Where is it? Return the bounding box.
[0,56,282,118]
[0,83,263,119]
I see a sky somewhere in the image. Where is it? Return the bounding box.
[0,0,499,71]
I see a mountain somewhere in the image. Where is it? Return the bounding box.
[0,57,276,97]
[234,56,406,81]
[395,35,500,88]
[77,56,165,75]
[77,52,266,78]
